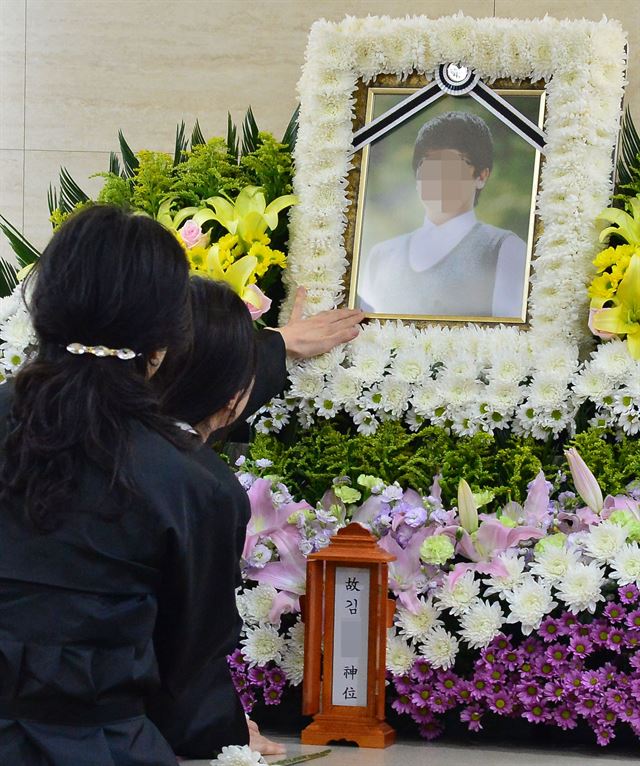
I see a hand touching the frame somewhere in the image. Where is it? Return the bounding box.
[274,287,365,359]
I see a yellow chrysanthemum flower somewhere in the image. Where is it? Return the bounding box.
[248,242,287,278]
[185,245,210,273]
[588,274,617,301]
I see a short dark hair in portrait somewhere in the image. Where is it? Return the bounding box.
[0,205,192,531]
[412,111,494,203]
[157,277,257,430]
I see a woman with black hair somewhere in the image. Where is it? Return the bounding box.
[150,277,365,759]
[0,206,247,765]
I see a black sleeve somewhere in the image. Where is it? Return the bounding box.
[240,328,287,420]
[153,476,244,699]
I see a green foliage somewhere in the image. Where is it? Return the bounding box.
[241,132,294,202]
[130,150,174,216]
[250,421,639,508]
[95,172,134,208]
[616,108,640,198]
[170,138,252,207]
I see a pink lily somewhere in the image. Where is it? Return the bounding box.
[565,448,604,513]
[377,528,430,613]
[522,471,553,527]
[457,518,545,564]
[448,559,510,587]
[244,526,307,622]
[242,478,311,560]
[601,494,640,520]
[244,283,272,321]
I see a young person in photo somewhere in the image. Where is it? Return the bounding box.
[357,111,528,318]
[0,207,245,766]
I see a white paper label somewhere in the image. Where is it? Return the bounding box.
[331,566,370,707]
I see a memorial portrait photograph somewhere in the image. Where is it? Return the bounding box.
[351,90,544,322]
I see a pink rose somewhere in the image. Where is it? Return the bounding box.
[179,220,207,249]
[243,284,272,321]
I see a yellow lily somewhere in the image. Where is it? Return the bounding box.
[592,253,640,358]
[155,196,201,230]
[205,246,272,320]
[597,195,640,245]
[195,186,297,247]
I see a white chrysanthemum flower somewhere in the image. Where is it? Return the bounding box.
[0,307,36,349]
[288,366,325,399]
[329,366,363,405]
[589,340,635,384]
[609,542,640,586]
[307,345,346,376]
[419,626,459,670]
[555,561,606,614]
[316,390,338,419]
[572,368,611,401]
[237,584,278,625]
[482,553,527,597]
[411,384,443,417]
[393,349,428,384]
[434,571,480,616]
[0,290,22,324]
[504,575,557,635]
[582,520,629,563]
[280,644,304,686]
[529,545,580,583]
[394,596,442,643]
[379,377,411,416]
[490,349,529,384]
[240,624,285,667]
[459,600,505,649]
[386,633,417,676]
[0,345,27,373]
[210,744,266,766]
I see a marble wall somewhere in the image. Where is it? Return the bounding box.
[1,0,638,264]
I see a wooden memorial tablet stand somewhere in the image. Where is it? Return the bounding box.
[301,522,396,748]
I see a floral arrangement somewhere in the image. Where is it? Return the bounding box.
[0,111,297,381]
[274,13,628,435]
[231,447,640,748]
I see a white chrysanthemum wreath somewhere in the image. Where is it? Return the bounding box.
[257,14,627,439]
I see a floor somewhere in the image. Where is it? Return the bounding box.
[182,733,638,765]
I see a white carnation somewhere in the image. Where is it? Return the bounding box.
[240,624,285,667]
[394,596,442,643]
[419,626,459,670]
[459,600,505,649]
[434,571,480,616]
[504,575,557,635]
[582,520,628,563]
[609,542,640,586]
[555,561,606,614]
[386,633,417,676]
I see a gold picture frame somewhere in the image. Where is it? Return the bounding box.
[344,75,546,327]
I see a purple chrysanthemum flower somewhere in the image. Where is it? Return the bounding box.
[539,617,562,642]
[553,705,578,730]
[575,696,600,717]
[593,723,616,747]
[248,666,268,685]
[391,693,414,715]
[522,702,551,723]
[263,685,283,705]
[581,670,602,691]
[618,583,639,604]
[545,643,569,665]
[562,671,583,694]
[411,685,433,709]
[605,628,625,653]
[604,602,626,623]
[228,648,246,671]
[393,674,413,695]
[239,689,256,713]
[411,707,437,725]
[604,688,628,715]
[460,704,484,732]
[516,680,543,704]
[568,634,594,658]
[542,680,565,703]
[590,621,611,647]
[410,658,433,682]
[266,667,287,689]
[488,691,514,716]
[626,608,640,630]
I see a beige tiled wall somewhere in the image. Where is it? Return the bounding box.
[1,0,638,263]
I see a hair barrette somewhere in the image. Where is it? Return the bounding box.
[65,342,139,360]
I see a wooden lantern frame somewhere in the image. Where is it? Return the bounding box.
[301,523,396,748]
